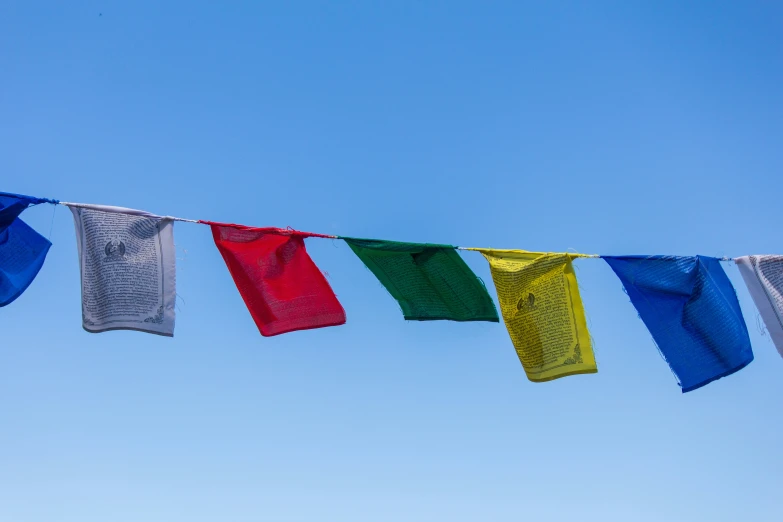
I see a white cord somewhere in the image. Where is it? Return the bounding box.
[60,201,200,223]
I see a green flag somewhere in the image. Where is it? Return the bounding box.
[344,238,499,322]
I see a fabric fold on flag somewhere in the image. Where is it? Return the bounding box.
[0,191,57,232]
[0,193,52,306]
[604,255,753,392]
[343,238,498,322]
[735,255,783,359]
[469,248,597,382]
[206,221,345,337]
[68,203,176,336]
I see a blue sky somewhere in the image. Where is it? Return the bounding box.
[2,2,782,521]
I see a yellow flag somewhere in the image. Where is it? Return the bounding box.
[473,249,597,382]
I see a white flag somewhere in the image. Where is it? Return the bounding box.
[69,204,176,336]
[736,255,783,358]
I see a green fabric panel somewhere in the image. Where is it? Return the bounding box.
[344,238,499,322]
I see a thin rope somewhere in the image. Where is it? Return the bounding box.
[456,246,599,258]
[58,202,335,236]
[200,220,337,238]
[48,203,57,240]
[60,201,200,223]
[38,203,751,259]
[458,248,733,263]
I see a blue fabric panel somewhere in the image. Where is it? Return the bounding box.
[604,255,753,392]
[0,193,37,232]
[0,191,57,208]
[0,193,52,306]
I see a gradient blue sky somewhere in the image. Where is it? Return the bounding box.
[2,2,782,521]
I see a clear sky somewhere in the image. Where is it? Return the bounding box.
[2,2,782,521]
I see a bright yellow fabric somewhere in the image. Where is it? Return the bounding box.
[473,249,597,382]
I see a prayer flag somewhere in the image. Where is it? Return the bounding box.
[69,204,176,336]
[735,255,783,359]
[0,193,51,306]
[0,192,37,231]
[473,249,596,382]
[604,255,753,392]
[208,223,345,336]
[344,238,498,322]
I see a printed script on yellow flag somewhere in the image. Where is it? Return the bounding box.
[471,249,597,382]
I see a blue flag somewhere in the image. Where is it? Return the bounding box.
[604,255,753,392]
[0,193,52,306]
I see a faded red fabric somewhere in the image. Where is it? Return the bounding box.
[206,222,345,336]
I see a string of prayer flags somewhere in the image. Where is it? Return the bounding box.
[735,256,783,359]
[68,204,177,336]
[343,238,499,322]
[2,188,781,394]
[0,193,52,306]
[207,222,346,336]
[471,249,597,382]
[604,256,753,392]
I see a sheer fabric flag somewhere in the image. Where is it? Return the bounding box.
[735,256,783,359]
[208,223,345,336]
[472,249,597,382]
[69,204,176,336]
[0,193,51,306]
[604,256,753,392]
[344,238,498,322]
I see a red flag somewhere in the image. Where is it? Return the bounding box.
[206,222,346,336]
